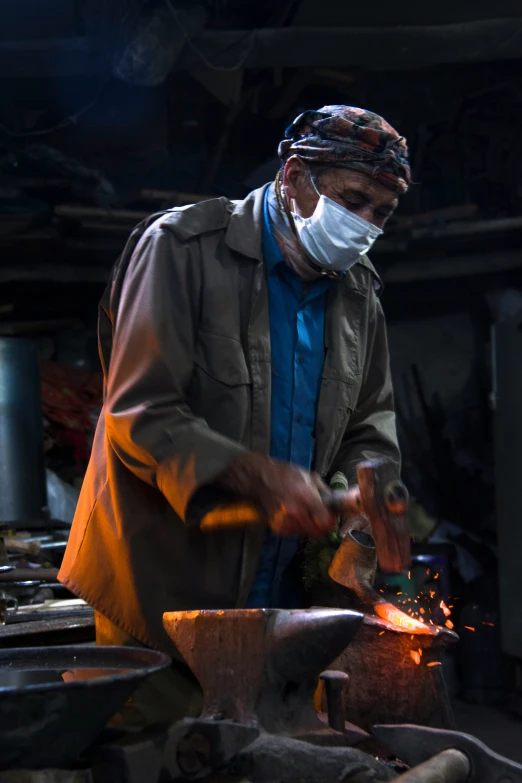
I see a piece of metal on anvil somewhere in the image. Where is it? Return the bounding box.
[163,608,363,737]
[327,613,458,732]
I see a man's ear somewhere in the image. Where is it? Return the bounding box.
[282,156,307,200]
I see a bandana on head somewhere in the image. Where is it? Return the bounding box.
[278,105,411,194]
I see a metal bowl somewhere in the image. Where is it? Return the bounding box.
[0,644,171,770]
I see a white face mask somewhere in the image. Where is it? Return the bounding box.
[291,183,383,273]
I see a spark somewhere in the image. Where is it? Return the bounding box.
[464,626,476,632]
[440,601,451,617]
[379,631,385,636]
[427,662,439,668]
[410,650,421,665]
[482,622,495,627]
[445,619,454,630]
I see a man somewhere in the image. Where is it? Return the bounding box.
[59,105,410,723]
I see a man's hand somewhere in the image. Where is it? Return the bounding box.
[216,453,336,538]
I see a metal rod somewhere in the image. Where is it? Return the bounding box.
[319,670,349,733]
[429,662,457,730]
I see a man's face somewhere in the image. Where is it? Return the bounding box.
[282,155,399,230]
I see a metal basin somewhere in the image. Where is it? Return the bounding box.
[0,645,171,770]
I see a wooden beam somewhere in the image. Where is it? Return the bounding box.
[178,19,522,69]
[0,266,108,284]
[2,18,522,80]
[1,248,521,286]
[381,250,522,284]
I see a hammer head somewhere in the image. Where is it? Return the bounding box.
[356,458,411,573]
[373,723,522,782]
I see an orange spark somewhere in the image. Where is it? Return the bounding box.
[434,573,439,579]
[408,571,411,579]
[483,622,495,627]
[427,662,439,668]
[420,608,426,615]
[429,591,436,598]
[397,592,403,595]
[464,626,476,632]
[410,650,421,665]
[440,601,451,617]
[445,619,454,630]
[379,631,385,636]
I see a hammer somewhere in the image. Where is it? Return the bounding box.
[374,723,522,782]
[200,457,410,574]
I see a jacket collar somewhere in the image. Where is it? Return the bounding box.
[225,184,267,262]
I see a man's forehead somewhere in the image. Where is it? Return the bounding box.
[328,168,399,204]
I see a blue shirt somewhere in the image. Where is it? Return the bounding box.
[245,190,333,608]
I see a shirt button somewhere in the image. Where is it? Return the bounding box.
[297,413,303,423]
[298,355,304,363]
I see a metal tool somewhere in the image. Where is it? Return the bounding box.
[328,527,379,607]
[356,458,410,573]
[319,670,349,733]
[0,338,48,528]
[199,486,362,530]
[429,661,457,730]
[374,723,522,782]
[200,456,410,574]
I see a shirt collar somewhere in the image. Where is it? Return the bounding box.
[262,186,286,274]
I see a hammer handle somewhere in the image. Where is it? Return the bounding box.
[199,488,362,532]
[396,749,470,782]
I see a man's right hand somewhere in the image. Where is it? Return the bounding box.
[216,453,336,539]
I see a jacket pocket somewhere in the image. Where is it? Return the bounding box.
[315,372,360,476]
[194,331,251,386]
[191,332,251,443]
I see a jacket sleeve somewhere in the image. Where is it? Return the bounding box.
[330,288,401,486]
[104,224,246,523]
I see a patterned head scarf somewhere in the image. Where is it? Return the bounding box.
[278,105,411,194]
